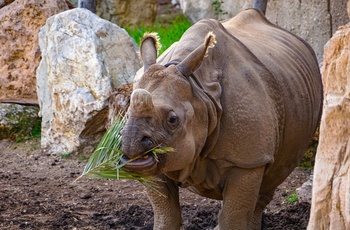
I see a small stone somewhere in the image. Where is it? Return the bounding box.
[296,175,313,204]
[80,193,92,199]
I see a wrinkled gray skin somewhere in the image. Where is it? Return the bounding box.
[120,9,323,230]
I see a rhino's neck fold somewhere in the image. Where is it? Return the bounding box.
[188,72,223,158]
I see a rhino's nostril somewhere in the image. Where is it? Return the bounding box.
[141,136,156,150]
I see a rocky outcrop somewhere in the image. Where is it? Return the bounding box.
[179,0,349,62]
[96,0,157,27]
[0,0,71,103]
[37,8,141,155]
[308,23,350,230]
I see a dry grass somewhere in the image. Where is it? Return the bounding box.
[76,113,173,195]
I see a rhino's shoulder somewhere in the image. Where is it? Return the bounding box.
[223,8,269,31]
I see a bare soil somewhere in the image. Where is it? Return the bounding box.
[0,138,311,230]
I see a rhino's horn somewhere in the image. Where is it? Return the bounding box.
[177,32,216,77]
[129,89,154,115]
[140,32,161,72]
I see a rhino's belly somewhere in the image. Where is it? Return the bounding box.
[185,184,223,200]
[177,159,225,200]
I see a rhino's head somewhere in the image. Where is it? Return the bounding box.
[120,32,217,180]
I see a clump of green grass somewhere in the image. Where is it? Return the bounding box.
[60,152,72,159]
[285,190,299,204]
[76,113,173,194]
[126,15,191,55]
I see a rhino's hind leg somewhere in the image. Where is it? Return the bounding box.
[146,175,181,230]
[249,190,275,230]
[217,166,266,229]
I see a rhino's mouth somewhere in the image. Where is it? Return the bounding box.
[120,153,157,171]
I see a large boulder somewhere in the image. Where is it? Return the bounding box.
[179,0,214,24]
[96,0,157,27]
[37,8,141,155]
[0,0,71,103]
[179,0,349,62]
[308,22,350,229]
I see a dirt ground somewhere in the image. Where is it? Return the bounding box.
[0,138,311,230]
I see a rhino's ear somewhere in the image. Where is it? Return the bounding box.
[177,32,216,77]
[140,32,162,72]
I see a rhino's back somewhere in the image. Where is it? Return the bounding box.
[223,9,322,132]
[221,9,322,190]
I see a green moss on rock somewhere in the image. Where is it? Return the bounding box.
[0,103,41,141]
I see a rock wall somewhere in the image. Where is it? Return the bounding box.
[0,0,70,103]
[180,0,349,62]
[96,0,157,27]
[308,22,350,230]
[265,0,348,63]
[37,8,141,155]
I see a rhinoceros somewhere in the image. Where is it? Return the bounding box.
[119,8,323,230]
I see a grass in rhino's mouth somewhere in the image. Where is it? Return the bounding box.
[75,113,174,194]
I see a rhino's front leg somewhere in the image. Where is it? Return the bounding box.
[217,166,266,230]
[145,174,181,230]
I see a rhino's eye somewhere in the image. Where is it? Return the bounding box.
[168,116,177,123]
[167,111,178,129]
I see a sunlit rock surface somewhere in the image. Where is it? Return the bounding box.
[36,8,140,155]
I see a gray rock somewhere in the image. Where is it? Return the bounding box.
[0,103,40,140]
[36,8,141,155]
[179,0,215,24]
[296,174,313,204]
